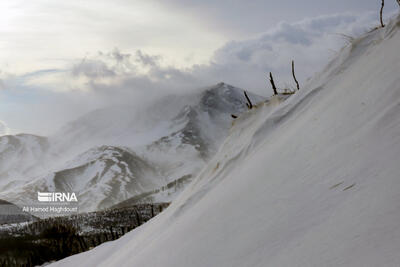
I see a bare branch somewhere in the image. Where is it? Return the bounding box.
[244,91,253,109]
[291,60,300,90]
[269,72,278,95]
[380,0,385,28]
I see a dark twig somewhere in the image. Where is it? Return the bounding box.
[244,91,253,109]
[231,114,238,119]
[291,60,300,90]
[380,0,385,27]
[269,72,278,95]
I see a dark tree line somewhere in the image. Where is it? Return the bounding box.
[0,203,169,267]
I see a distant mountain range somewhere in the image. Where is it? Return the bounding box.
[0,83,264,212]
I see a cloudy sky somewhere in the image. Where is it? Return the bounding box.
[0,0,398,135]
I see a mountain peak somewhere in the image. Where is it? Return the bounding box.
[199,83,264,114]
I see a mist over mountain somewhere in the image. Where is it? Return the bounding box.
[0,134,50,189]
[0,83,264,212]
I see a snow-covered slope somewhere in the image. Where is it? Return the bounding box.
[0,83,263,212]
[52,15,400,267]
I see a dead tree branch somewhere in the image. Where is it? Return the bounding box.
[380,0,385,27]
[269,72,278,95]
[244,91,253,109]
[291,60,300,90]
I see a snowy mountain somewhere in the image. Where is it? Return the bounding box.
[143,83,265,187]
[52,82,263,155]
[0,83,264,212]
[0,146,164,212]
[51,14,400,267]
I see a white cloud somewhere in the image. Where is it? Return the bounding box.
[196,12,389,92]
[26,12,389,93]
[152,0,399,38]
[0,0,224,74]
[0,11,398,135]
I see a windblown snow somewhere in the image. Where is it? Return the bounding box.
[52,14,400,267]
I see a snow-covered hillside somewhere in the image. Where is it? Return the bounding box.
[52,14,400,266]
[0,83,263,211]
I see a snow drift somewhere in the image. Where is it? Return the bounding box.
[52,14,400,266]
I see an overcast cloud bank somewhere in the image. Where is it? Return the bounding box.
[0,10,397,135]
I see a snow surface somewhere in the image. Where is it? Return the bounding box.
[52,14,400,267]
